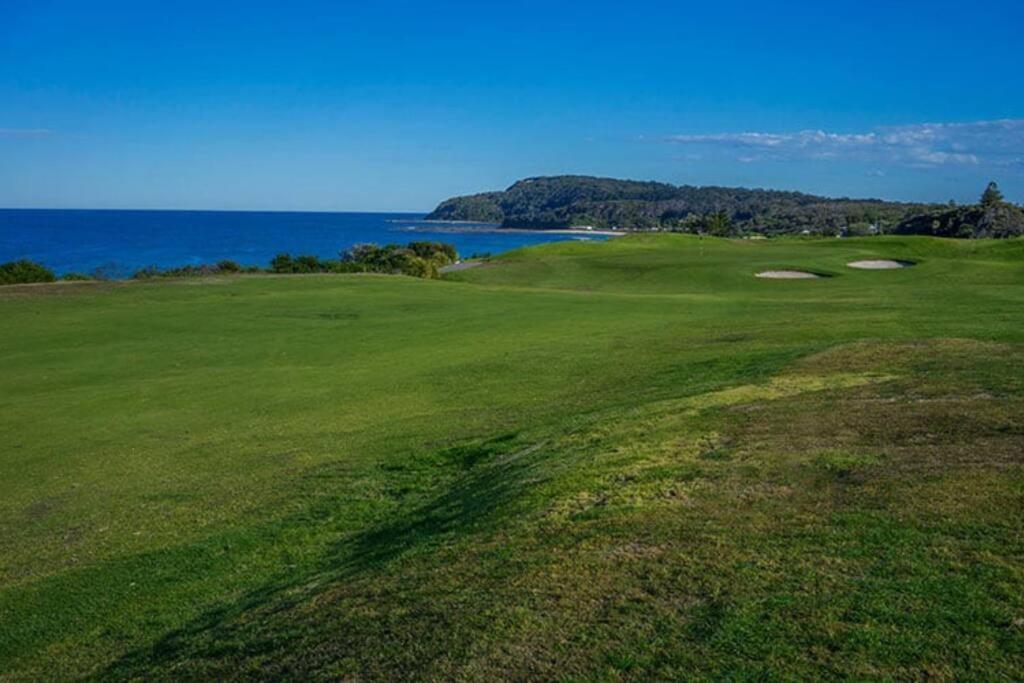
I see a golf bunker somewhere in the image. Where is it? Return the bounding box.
[847,259,913,270]
[755,270,823,279]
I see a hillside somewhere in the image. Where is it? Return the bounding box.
[2,235,1024,679]
[427,175,940,234]
[893,182,1024,238]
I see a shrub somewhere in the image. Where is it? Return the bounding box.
[271,253,353,274]
[408,241,457,263]
[341,243,383,265]
[60,272,92,281]
[294,255,321,273]
[89,264,121,281]
[132,261,251,279]
[132,266,162,279]
[339,241,458,278]
[0,259,56,285]
[81,242,460,282]
[270,253,296,273]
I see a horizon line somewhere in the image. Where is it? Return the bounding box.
[0,206,433,214]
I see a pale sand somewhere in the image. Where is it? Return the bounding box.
[847,259,911,270]
[439,260,484,274]
[755,270,822,279]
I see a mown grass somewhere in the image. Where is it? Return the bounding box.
[1,234,1022,680]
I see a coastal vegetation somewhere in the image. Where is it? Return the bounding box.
[267,241,457,278]
[131,260,257,279]
[428,175,1024,237]
[0,242,460,286]
[0,260,93,285]
[2,234,1023,679]
[0,259,55,285]
[126,241,457,280]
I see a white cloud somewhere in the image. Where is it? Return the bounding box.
[908,150,979,166]
[666,119,1024,168]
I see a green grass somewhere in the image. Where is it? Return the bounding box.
[1,234,1022,680]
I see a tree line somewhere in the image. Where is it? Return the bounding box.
[427,175,1023,238]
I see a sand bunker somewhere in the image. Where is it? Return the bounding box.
[847,259,911,270]
[755,270,822,279]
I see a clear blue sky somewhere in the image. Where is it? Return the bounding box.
[2,0,1022,210]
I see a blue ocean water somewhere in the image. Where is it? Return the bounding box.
[0,209,608,277]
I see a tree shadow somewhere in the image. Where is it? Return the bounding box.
[98,434,543,678]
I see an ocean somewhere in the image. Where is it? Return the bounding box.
[0,209,609,277]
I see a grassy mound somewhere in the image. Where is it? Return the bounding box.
[2,235,1023,679]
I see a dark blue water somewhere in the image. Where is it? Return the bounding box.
[0,209,608,277]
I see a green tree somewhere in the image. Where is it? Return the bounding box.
[270,253,298,273]
[981,181,1004,207]
[705,210,735,236]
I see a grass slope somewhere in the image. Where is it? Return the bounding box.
[1,235,1022,680]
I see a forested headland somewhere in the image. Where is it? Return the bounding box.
[427,176,1024,237]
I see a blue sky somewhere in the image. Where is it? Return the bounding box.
[2,0,1023,210]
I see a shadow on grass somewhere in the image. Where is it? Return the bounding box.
[97,434,543,679]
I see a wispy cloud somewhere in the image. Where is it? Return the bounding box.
[666,119,1024,168]
[0,128,54,138]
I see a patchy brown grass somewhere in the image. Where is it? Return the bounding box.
[91,340,1024,680]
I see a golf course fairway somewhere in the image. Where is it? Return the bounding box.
[2,234,1023,679]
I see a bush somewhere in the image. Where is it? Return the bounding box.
[271,253,359,274]
[216,260,242,273]
[60,272,92,281]
[339,241,458,279]
[74,242,460,283]
[0,259,56,285]
[408,241,457,263]
[270,253,327,274]
[89,264,121,281]
[341,244,383,265]
[133,260,251,279]
[270,253,298,273]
